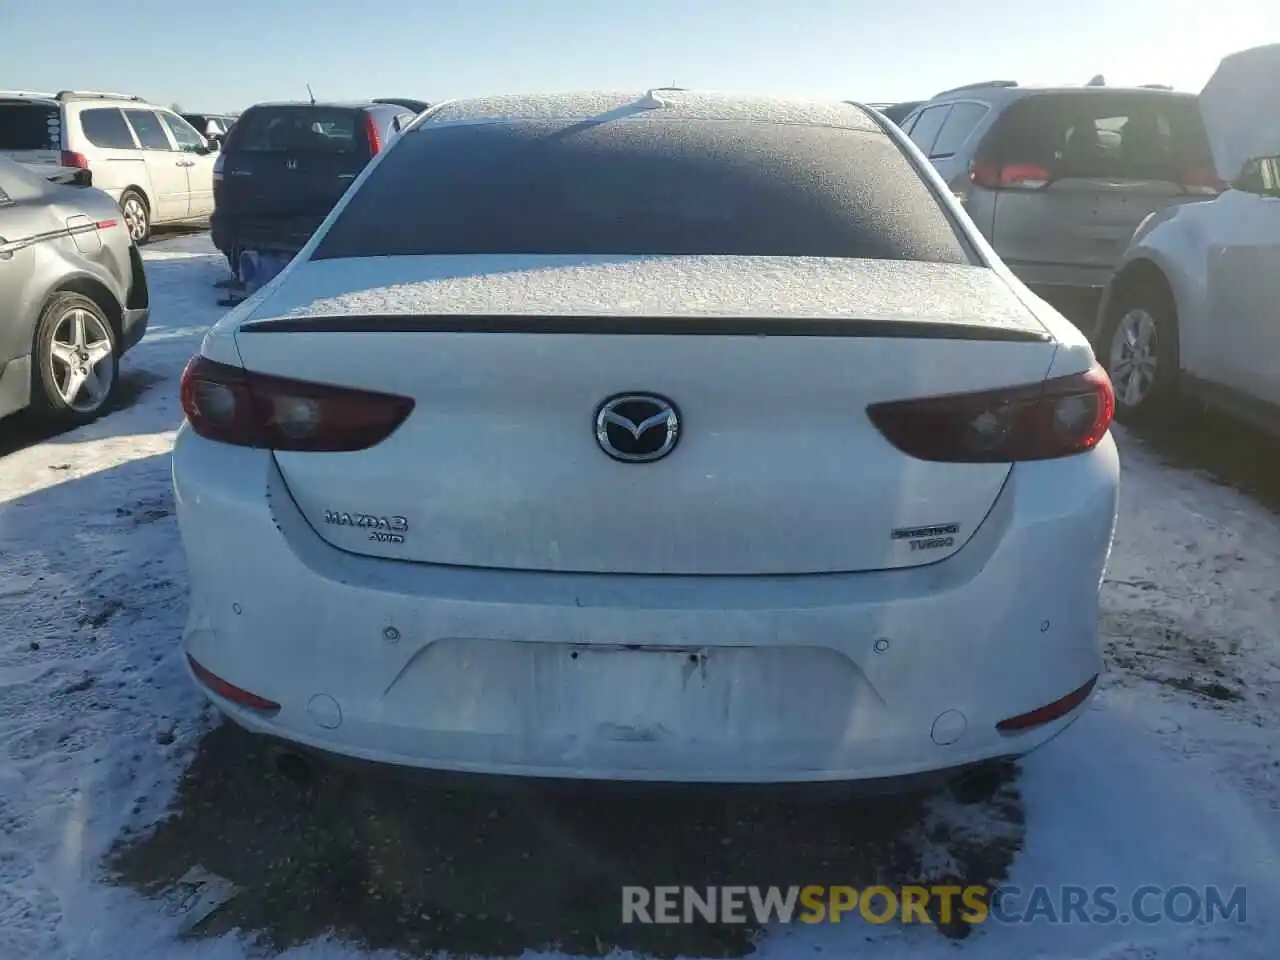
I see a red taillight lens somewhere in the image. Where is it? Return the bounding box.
[188,654,280,714]
[179,355,414,451]
[996,675,1097,733]
[970,161,1051,189]
[867,363,1114,463]
[365,112,383,155]
[60,150,89,169]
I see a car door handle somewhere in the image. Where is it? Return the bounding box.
[175,159,194,167]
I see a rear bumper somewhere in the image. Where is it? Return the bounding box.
[173,428,1120,784]
[210,209,323,257]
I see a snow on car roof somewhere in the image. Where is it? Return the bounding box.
[422,90,884,130]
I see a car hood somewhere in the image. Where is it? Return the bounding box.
[1199,43,1280,182]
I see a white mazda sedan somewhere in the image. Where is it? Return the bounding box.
[174,90,1119,785]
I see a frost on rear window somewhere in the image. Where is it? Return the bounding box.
[312,119,971,263]
[0,103,60,151]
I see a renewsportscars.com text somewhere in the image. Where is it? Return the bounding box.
[622,884,1247,926]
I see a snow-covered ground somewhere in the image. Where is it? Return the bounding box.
[0,234,1277,959]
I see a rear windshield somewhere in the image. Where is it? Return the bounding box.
[0,102,61,151]
[228,107,362,154]
[981,92,1215,182]
[312,119,969,263]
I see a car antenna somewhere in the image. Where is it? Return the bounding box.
[305,82,316,105]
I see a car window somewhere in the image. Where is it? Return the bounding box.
[929,102,989,158]
[229,107,360,154]
[313,119,970,264]
[123,109,174,151]
[160,112,206,152]
[907,105,952,154]
[79,108,137,149]
[988,93,1215,184]
[0,102,61,151]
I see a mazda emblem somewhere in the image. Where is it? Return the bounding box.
[595,394,680,463]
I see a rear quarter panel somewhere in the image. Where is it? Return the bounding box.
[1103,201,1212,375]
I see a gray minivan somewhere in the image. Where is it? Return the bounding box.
[899,82,1220,322]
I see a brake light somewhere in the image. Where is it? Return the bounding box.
[866,363,1114,463]
[1180,165,1224,195]
[365,112,383,155]
[212,152,225,182]
[179,355,414,451]
[970,161,1051,189]
[60,150,89,169]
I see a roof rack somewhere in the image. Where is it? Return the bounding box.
[56,90,146,103]
[0,89,57,100]
[932,80,1018,99]
[1139,83,1173,90]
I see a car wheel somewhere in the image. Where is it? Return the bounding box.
[119,189,151,244]
[30,292,119,425]
[1099,281,1178,424]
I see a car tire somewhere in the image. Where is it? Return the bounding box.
[1098,279,1179,425]
[119,189,152,245]
[30,292,120,425]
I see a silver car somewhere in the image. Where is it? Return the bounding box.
[0,156,148,424]
[897,81,1219,324]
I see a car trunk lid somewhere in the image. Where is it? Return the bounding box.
[234,254,1057,576]
[1199,43,1280,182]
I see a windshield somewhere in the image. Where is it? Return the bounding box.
[315,119,970,262]
[0,101,60,150]
[228,106,361,154]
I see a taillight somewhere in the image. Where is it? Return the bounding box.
[1180,165,1224,195]
[212,152,225,182]
[364,112,383,155]
[866,363,1114,463]
[179,355,414,451]
[60,150,89,169]
[970,161,1051,190]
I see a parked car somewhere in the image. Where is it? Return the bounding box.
[0,91,218,244]
[1097,43,1280,430]
[897,80,1220,319]
[182,113,237,144]
[867,100,925,126]
[0,156,148,424]
[209,100,417,274]
[175,90,1118,787]
[372,98,430,113]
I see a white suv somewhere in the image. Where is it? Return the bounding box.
[0,90,218,243]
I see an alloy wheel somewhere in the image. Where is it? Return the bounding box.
[49,307,115,413]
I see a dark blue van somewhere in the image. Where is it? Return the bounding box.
[210,100,417,273]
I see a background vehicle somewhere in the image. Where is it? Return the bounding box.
[176,91,1117,786]
[0,90,218,244]
[182,112,237,144]
[0,156,148,424]
[210,100,417,272]
[372,97,430,113]
[1097,44,1280,431]
[898,81,1220,324]
[866,100,924,126]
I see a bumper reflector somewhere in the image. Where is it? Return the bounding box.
[187,654,281,715]
[996,675,1097,733]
